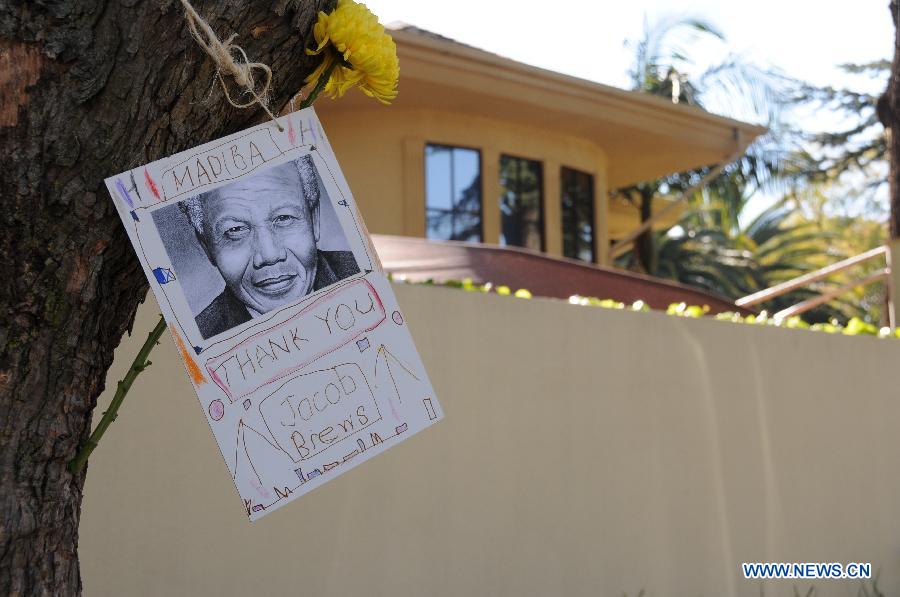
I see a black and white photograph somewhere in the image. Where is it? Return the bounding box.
[152,154,361,340]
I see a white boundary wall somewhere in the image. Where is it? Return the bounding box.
[80,284,900,596]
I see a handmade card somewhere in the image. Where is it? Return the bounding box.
[105,108,443,520]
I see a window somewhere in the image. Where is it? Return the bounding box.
[499,155,543,251]
[560,167,595,262]
[425,144,482,242]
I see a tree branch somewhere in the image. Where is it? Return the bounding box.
[68,316,167,475]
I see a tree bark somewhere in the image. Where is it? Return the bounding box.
[0,1,333,594]
[879,0,900,238]
[635,186,657,275]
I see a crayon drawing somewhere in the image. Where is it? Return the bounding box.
[105,108,443,520]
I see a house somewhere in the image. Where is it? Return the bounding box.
[314,25,765,311]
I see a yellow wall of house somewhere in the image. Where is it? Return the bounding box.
[81,286,900,597]
[317,107,610,263]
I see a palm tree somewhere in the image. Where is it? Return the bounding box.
[616,16,888,324]
[654,198,870,323]
[626,16,724,107]
[618,14,789,275]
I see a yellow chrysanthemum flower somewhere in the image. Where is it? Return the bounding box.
[303,0,399,105]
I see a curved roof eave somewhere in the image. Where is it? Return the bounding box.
[382,27,767,187]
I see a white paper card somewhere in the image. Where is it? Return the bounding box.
[104,108,443,520]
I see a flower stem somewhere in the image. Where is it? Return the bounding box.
[68,315,167,475]
[299,58,340,109]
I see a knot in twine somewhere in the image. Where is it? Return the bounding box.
[179,0,283,131]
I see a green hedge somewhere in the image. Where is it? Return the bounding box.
[392,275,900,340]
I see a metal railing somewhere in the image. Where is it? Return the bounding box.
[735,245,892,324]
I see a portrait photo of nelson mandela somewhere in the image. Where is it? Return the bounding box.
[168,155,360,339]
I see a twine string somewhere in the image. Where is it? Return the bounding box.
[179,0,284,131]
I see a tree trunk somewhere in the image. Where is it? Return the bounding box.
[635,186,656,275]
[0,1,333,594]
[878,1,900,329]
[879,0,900,238]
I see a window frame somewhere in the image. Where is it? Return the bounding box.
[559,166,596,263]
[423,142,484,243]
[498,152,545,252]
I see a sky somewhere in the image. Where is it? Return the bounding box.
[364,0,894,220]
[366,0,893,95]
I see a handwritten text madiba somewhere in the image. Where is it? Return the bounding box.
[161,129,284,200]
